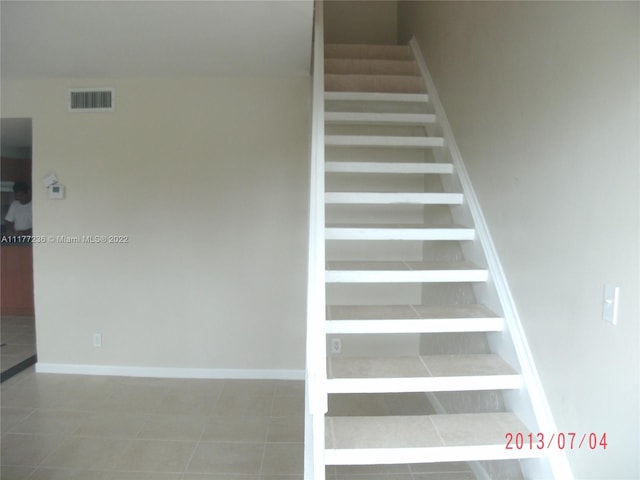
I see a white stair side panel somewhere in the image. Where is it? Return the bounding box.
[325,192,463,205]
[325,91,429,103]
[325,161,453,174]
[325,135,444,148]
[325,112,436,125]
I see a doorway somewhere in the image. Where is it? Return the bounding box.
[1,117,36,381]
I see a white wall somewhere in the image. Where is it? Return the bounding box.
[324,0,397,45]
[398,2,639,478]
[1,76,310,376]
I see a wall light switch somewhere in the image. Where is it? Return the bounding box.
[603,285,619,325]
[49,184,65,199]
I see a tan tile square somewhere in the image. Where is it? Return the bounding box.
[108,473,181,480]
[115,439,197,473]
[40,436,130,469]
[260,443,304,476]
[412,473,476,480]
[28,467,113,480]
[211,393,273,417]
[155,391,216,416]
[1,433,63,466]
[186,442,263,475]
[7,409,88,435]
[409,461,472,473]
[1,407,35,432]
[267,416,304,443]
[137,414,205,441]
[271,394,304,417]
[334,464,411,476]
[326,416,441,449]
[73,411,146,438]
[201,416,268,443]
[0,465,35,479]
[181,474,258,480]
[222,379,276,396]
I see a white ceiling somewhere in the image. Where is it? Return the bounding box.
[1,0,314,79]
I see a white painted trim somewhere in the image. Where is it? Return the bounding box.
[35,363,304,380]
[305,1,327,478]
[410,37,573,480]
[325,161,453,174]
[325,135,444,148]
[325,91,429,103]
[326,317,504,334]
[325,226,474,241]
[325,192,463,205]
[325,112,436,125]
[326,268,488,283]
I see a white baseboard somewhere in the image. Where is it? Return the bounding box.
[35,362,305,380]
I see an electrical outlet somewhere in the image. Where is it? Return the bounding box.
[331,338,342,354]
[93,333,102,348]
[603,285,619,325]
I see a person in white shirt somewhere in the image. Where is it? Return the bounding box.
[4,181,32,236]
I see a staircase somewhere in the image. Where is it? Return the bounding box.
[304,29,571,480]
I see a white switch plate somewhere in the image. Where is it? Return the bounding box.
[93,333,102,347]
[603,285,619,325]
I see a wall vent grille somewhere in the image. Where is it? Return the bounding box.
[69,88,114,111]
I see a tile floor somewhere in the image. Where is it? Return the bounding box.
[1,368,476,480]
[1,316,37,378]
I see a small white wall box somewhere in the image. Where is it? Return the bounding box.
[49,184,65,199]
[42,173,58,188]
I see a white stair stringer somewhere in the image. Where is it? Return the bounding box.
[305,32,570,480]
